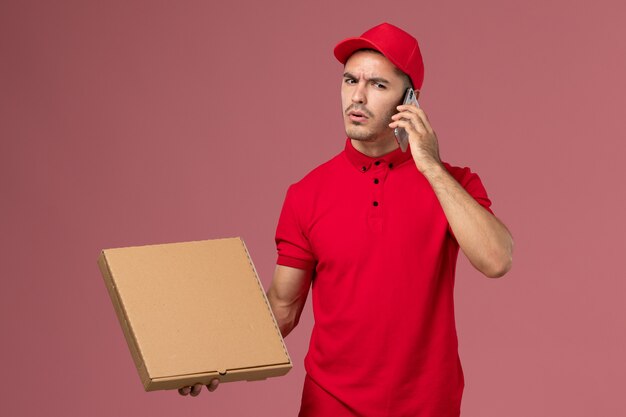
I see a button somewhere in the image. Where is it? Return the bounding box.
[373,201,379,206]
[361,166,366,172]
[389,163,394,169]
[375,161,381,166]
[373,178,379,184]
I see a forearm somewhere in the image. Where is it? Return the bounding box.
[266,265,312,338]
[422,163,514,278]
[266,290,303,338]
[390,104,513,276]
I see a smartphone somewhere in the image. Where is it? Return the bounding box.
[394,88,419,152]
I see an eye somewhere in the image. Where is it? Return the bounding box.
[373,82,387,89]
[344,78,357,85]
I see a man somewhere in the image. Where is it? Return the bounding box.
[180,22,513,417]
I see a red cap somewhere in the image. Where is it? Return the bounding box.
[334,23,425,90]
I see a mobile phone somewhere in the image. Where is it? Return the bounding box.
[394,88,420,152]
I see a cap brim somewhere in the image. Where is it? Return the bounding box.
[334,37,384,64]
[333,37,407,83]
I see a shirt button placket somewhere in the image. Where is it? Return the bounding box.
[374,161,381,206]
[368,160,385,232]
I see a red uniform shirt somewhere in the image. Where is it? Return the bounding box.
[276,138,493,417]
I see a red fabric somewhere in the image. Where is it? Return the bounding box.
[276,138,493,417]
[333,22,425,90]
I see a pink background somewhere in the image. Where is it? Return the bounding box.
[2,1,625,416]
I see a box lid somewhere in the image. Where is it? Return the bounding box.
[99,237,290,385]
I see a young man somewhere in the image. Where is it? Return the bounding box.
[181,22,513,417]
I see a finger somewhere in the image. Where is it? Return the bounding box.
[396,104,420,113]
[397,106,434,134]
[414,108,434,134]
[178,386,191,396]
[207,378,220,392]
[391,111,426,132]
[390,111,417,123]
[190,383,203,397]
[389,117,425,135]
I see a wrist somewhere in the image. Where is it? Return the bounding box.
[416,158,444,177]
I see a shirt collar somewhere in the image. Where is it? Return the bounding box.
[344,138,414,172]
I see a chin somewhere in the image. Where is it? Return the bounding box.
[345,126,374,142]
[347,132,374,142]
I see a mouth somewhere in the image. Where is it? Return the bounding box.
[347,110,369,123]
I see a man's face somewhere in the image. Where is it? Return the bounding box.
[341,50,408,143]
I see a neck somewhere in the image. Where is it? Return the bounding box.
[350,135,399,157]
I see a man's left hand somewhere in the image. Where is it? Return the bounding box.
[389,105,442,173]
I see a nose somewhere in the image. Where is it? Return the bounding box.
[351,80,367,104]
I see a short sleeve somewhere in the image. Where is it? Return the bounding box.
[445,165,494,236]
[275,184,317,271]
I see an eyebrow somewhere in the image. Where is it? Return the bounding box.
[343,72,391,85]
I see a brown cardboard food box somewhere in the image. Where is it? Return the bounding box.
[97,237,292,391]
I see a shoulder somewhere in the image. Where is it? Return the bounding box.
[288,151,345,194]
[441,161,492,205]
[442,161,483,187]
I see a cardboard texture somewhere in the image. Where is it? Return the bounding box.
[98,237,292,391]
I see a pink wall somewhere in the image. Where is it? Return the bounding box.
[2,1,625,416]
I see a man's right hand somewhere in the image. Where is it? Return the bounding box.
[178,379,220,397]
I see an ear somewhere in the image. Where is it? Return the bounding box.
[414,89,421,100]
